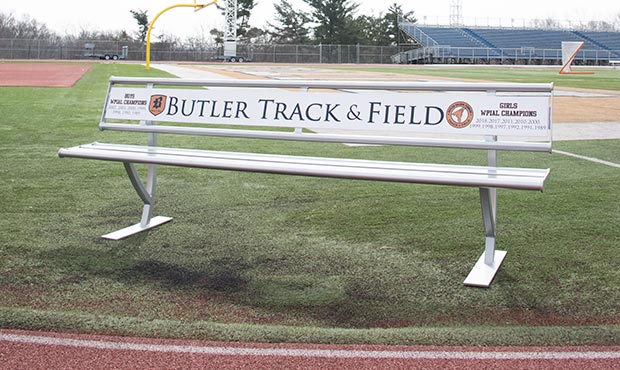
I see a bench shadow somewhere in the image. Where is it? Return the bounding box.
[120,258,250,293]
[43,244,250,294]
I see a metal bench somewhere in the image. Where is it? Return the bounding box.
[58,76,553,287]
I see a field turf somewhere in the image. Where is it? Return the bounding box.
[0,63,619,345]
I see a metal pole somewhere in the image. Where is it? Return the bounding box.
[145,0,217,70]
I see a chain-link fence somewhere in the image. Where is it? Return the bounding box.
[237,44,399,64]
[0,39,140,60]
[0,38,400,64]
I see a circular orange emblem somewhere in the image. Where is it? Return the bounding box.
[446,101,474,129]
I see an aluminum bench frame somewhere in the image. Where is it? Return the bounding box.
[59,76,553,287]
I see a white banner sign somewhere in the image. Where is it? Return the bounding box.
[105,87,551,137]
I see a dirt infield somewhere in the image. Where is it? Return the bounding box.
[0,63,91,87]
[553,96,620,123]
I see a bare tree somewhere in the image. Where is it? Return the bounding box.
[529,18,562,29]
[0,11,55,39]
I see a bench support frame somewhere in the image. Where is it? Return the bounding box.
[463,186,506,287]
[102,215,172,240]
[101,162,172,240]
[463,136,505,287]
[102,117,172,240]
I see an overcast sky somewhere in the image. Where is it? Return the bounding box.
[3,0,618,39]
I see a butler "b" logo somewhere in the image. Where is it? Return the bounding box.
[149,95,167,116]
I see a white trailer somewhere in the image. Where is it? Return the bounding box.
[82,43,128,61]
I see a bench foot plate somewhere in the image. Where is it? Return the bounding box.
[463,250,507,288]
[102,216,172,240]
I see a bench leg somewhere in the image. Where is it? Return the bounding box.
[102,162,172,240]
[463,187,507,287]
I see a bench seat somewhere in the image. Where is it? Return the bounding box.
[59,142,550,191]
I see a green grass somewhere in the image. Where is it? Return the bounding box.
[321,65,620,91]
[1,63,619,345]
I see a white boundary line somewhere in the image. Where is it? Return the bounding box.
[553,149,620,168]
[2,333,620,360]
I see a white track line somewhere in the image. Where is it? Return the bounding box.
[2,333,620,360]
[553,149,620,168]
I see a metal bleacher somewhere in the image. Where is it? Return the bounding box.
[395,23,620,64]
[574,31,620,58]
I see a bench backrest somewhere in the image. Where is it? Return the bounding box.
[101,76,553,152]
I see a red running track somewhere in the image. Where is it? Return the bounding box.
[0,63,91,87]
[1,330,620,370]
